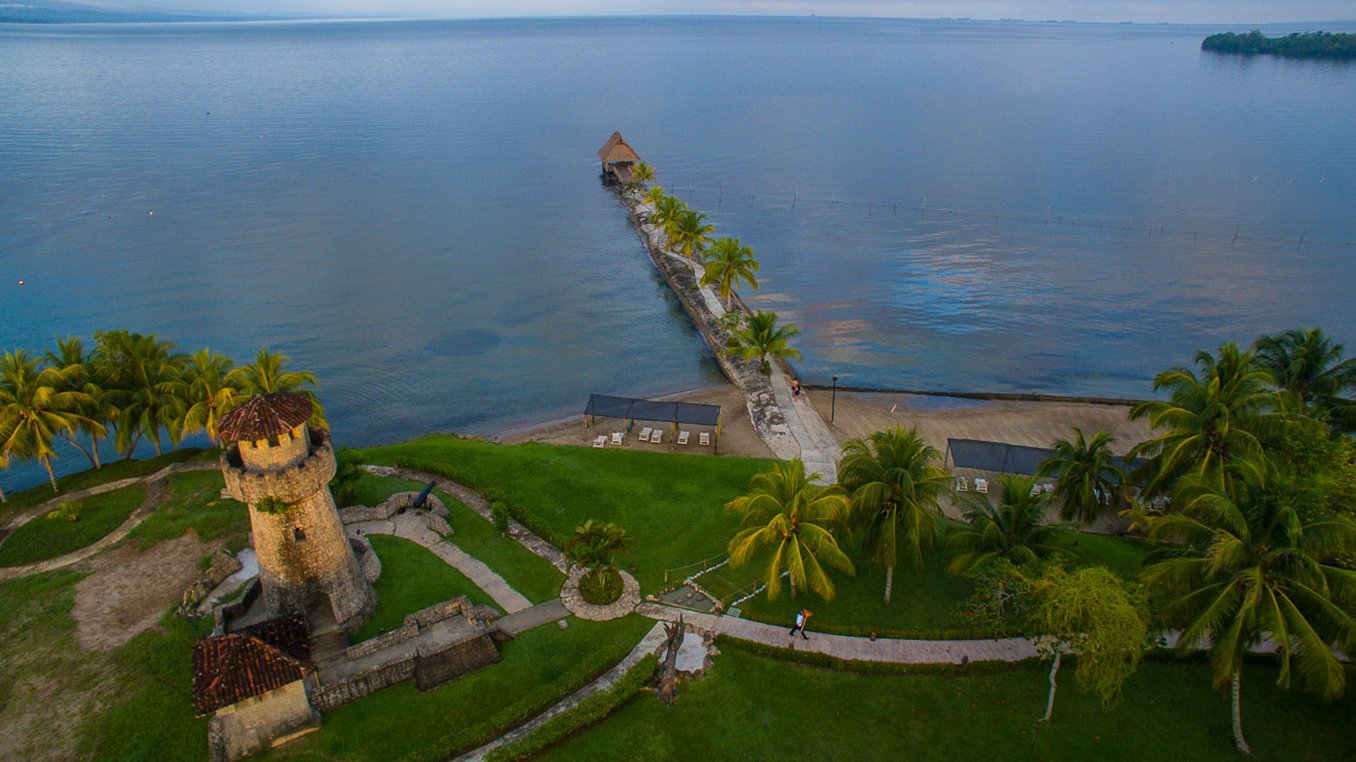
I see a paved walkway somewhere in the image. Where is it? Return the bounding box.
[0,461,219,581]
[635,603,1039,664]
[768,364,840,484]
[455,621,669,761]
[498,599,569,636]
[347,511,533,614]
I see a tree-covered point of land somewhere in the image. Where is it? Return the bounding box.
[1202,30,1356,60]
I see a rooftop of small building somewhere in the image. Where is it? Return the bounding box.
[191,616,312,715]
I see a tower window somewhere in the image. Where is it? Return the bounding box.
[293,527,307,542]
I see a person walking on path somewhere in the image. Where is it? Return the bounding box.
[788,608,812,639]
[791,379,801,401]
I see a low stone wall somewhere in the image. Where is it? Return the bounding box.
[345,596,476,660]
[311,657,417,712]
[426,512,452,537]
[351,536,382,583]
[338,491,447,525]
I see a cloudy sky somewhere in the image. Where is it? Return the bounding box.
[119,1,1356,24]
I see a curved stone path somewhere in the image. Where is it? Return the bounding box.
[0,461,219,581]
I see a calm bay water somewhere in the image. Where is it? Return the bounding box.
[2,17,1355,490]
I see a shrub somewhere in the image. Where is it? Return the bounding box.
[491,501,511,535]
[579,568,624,605]
[46,501,80,522]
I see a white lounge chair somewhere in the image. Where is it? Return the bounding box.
[1030,484,1043,497]
[639,427,653,442]
[954,477,968,492]
[677,430,690,445]
[699,432,711,446]
[592,435,607,448]
[975,478,989,494]
[611,432,623,446]
[651,429,663,444]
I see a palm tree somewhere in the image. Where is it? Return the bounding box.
[730,310,801,373]
[1140,459,1356,755]
[1128,343,1284,497]
[699,237,760,311]
[173,348,242,445]
[0,350,100,491]
[43,336,109,469]
[946,474,1073,575]
[0,448,10,502]
[642,185,667,209]
[838,427,950,604]
[565,520,636,579]
[97,331,184,457]
[665,208,715,260]
[231,348,326,426]
[1253,327,1356,432]
[649,195,685,232]
[1038,428,1126,526]
[630,161,655,186]
[726,459,855,601]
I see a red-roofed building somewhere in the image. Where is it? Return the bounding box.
[193,617,320,761]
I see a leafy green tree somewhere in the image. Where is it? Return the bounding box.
[565,519,636,603]
[1253,327,1356,433]
[173,348,241,445]
[43,336,109,469]
[726,459,854,601]
[95,330,185,457]
[1027,564,1149,722]
[1038,427,1125,526]
[0,350,100,491]
[231,348,326,426]
[1128,343,1284,496]
[1140,458,1356,755]
[730,310,801,373]
[837,426,949,605]
[946,474,1072,575]
[699,236,760,311]
[665,208,715,260]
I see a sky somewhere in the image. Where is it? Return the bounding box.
[106,1,1356,24]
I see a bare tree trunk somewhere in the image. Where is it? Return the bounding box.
[61,433,98,470]
[0,482,7,503]
[43,458,59,493]
[90,435,102,469]
[151,434,162,457]
[1232,670,1252,755]
[884,565,895,605]
[788,574,797,599]
[659,617,686,706]
[1041,652,1062,722]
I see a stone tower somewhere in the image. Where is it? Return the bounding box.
[218,393,375,632]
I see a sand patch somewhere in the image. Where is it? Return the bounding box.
[72,532,213,652]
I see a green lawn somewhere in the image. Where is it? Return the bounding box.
[353,534,495,642]
[0,485,146,567]
[271,615,655,761]
[0,448,212,525]
[129,470,250,552]
[438,489,566,603]
[348,473,427,508]
[546,645,1356,761]
[360,436,772,591]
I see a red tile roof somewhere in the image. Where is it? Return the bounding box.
[217,393,313,443]
[192,616,312,715]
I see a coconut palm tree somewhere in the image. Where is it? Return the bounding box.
[1038,428,1126,526]
[1140,459,1356,755]
[0,350,100,491]
[231,348,326,426]
[730,310,801,373]
[96,331,184,457]
[1128,343,1285,497]
[665,208,715,260]
[173,348,242,445]
[838,427,950,604]
[642,185,667,209]
[43,336,109,469]
[726,458,854,601]
[946,474,1073,575]
[631,161,655,186]
[699,237,760,311]
[649,194,685,231]
[1253,327,1356,432]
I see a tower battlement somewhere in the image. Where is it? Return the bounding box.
[221,428,336,506]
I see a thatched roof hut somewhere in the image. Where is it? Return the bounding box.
[598,131,641,183]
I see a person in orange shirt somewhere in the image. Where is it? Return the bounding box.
[788,608,812,640]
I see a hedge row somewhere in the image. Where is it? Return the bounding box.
[484,653,659,762]
[398,640,634,762]
[394,458,566,547]
[714,635,1037,676]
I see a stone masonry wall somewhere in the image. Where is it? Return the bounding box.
[207,679,319,762]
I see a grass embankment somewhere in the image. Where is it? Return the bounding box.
[350,473,565,603]
[0,570,212,760]
[360,436,772,591]
[270,616,656,761]
[0,485,146,567]
[546,644,1356,761]
[353,535,494,642]
[129,469,249,552]
[0,448,211,525]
